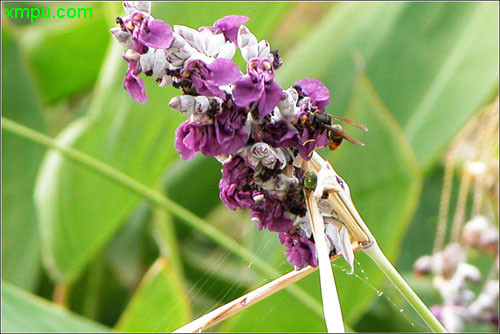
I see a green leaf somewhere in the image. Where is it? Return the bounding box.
[18,3,111,104]
[116,258,191,332]
[1,281,109,333]
[278,2,499,169]
[1,26,45,290]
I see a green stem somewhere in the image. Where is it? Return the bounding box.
[363,242,446,333]
[1,117,323,317]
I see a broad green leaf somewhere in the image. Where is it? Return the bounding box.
[226,74,422,331]
[18,2,111,104]
[277,2,499,169]
[116,258,191,332]
[1,26,45,290]
[1,281,109,333]
[34,78,184,282]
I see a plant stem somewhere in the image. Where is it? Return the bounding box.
[1,117,323,317]
[363,242,446,333]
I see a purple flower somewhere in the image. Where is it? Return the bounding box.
[175,102,249,159]
[295,78,330,112]
[250,195,293,232]
[233,57,282,117]
[219,156,255,210]
[182,58,242,99]
[213,15,249,45]
[256,120,299,148]
[121,12,174,53]
[123,53,147,103]
[279,233,318,267]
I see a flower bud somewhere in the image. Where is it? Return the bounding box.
[257,40,270,58]
[124,49,141,61]
[205,33,226,57]
[238,25,258,61]
[278,88,299,118]
[462,215,489,247]
[194,96,211,113]
[110,27,133,48]
[174,25,207,54]
[123,1,151,15]
[169,95,195,115]
[413,255,433,276]
[455,263,481,283]
[217,41,236,59]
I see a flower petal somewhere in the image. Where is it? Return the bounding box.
[123,65,147,103]
[207,58,242,85]
[140,19,174,49]
[257,80,282,116]
[295,78,330,111]
[233,76,264,107]
[214,15,249,44]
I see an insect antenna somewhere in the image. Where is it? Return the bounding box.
[330,115,368,131]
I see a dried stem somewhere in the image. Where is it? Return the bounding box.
[172,249,360,333]
[433,151,455,254]
[450,167,472,243]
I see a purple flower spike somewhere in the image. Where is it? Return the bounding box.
[214,15,249,45]
[183,58,242,98]
[295,78,330,112]
[233,58,282,117]
[251,196,293,232]
[279,233,318,267]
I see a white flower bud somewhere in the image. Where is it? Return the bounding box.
[278,88,299,118]
[174,25,207,54]
[206,33,226,57]
[110,28,133,49]
[194,96,210,113]
[169,95,195,115]
[455,263,481,283]
[462,215,489,247]
[171,33,186,49]
[217,41,236,59]
[123,1,151,15]
[139,48,155,74]
[124,49,140,61]
[159,75,173,87]
[152,49,166,77]
[414,255,433,276]
[257,40,271,58]
[238,25,258,61]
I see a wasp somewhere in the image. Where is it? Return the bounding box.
[300,112,368,150]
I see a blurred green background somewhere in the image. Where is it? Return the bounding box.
[1,1,498,332]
